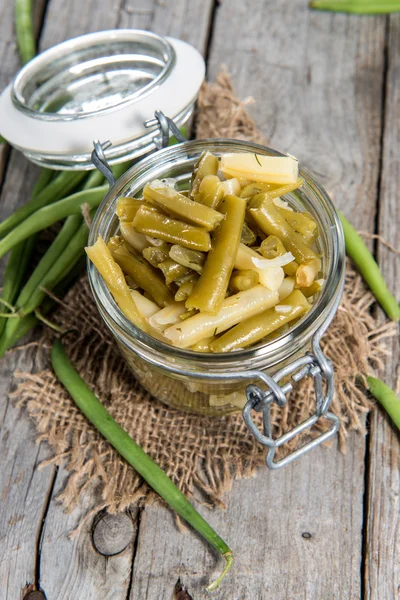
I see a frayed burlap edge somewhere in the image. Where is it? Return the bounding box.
[10,73,397,524]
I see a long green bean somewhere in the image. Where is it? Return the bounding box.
[0,168,54,336]
[51,339,233,592]
[0,220,88,351]
[14,215,82,312]
[0,184,107,259]
[186,195,246,314]
[15,0,35,64]
[0,170,87,239]
[310,0,400,14]
[0,258,86,356]
[366,376,400,429]
[109,238,173,307]
[339,211,400,321]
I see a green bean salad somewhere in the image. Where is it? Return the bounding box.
[86,151,324,352]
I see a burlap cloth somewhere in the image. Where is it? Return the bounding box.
[12,72,396,521]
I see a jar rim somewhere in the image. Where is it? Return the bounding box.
[12,29,175,122]
[88,138,346,373]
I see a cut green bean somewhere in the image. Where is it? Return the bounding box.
[142,244,171,268]
[15,0,35,64]
[0,170,87,239]
[194,175,224,209]
[210,290,310,352]
[229,269,259,293]
[276,207,318,242]
[309,0,400,14]
[186,195,246,314]
[339,211,400,321]
[158,258,190,285]
[250,199,318,263]
[169,245,206,273]
[144,181,224,231]
[175,277,198,302]
[109,238,173,307]
[133,206,211,252]
[0,184,107,259]
[366,376,400,429]
[190,152,220,198]
[116,197,143,222]
[51,339,233,592]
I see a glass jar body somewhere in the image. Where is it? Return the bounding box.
[88,139,345,416]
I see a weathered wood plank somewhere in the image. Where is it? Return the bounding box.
[129,436,365,599]
[0,348,57,600]
[127,2,387,598]
[38,466,138,600]
[365,14,400,600]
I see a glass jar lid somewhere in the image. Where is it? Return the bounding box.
[0,30,205,169]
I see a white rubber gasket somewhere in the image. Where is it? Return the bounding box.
[0,34,204,155]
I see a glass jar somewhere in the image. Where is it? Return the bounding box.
[88,139,345,467]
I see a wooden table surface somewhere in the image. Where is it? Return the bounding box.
[1,1,399,599]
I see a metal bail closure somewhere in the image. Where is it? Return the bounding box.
[91,111,187,187]
[242,336,340,470]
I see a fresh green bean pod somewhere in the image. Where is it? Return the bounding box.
[366,376,400,429]
[158,259,190,285]
[133,206,211,252]
[210,290,310,352]
[277,207,318,242]
[109,238,173,307]
[144,182,224,231]
[190,151,220,198]
[229,269,259,293]
[0,170,86,239]
[14,215,82,313]
[339,211,400,321]
[0,184,107,259]
[51,339,233,592]
[250,199,318,263]
[186,194,246,314]
[81,169,105,190]
[194,175,224,209]
[15,0,35,64]
[142,244,171,267]
[310,0,400,14]
[19,220,88,315]
[169,245,206,274]
[0,168,55,336]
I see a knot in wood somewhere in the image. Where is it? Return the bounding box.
[23,592,46,600]
[92,512,134,556]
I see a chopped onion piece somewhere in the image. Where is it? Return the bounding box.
[273,197,293,211]
[278,277,295,301]
[220,178,241,197]
[258,267,285,291]
[251,252,295,269]
[130,290,159,318]
[275,304,293,314]
[149,302,187,330]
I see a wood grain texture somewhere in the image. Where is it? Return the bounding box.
[0,348,56,600]
[364,14,400,600]
[39,467,138,600]
[207,0,386,230]
[129,437,365,600]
